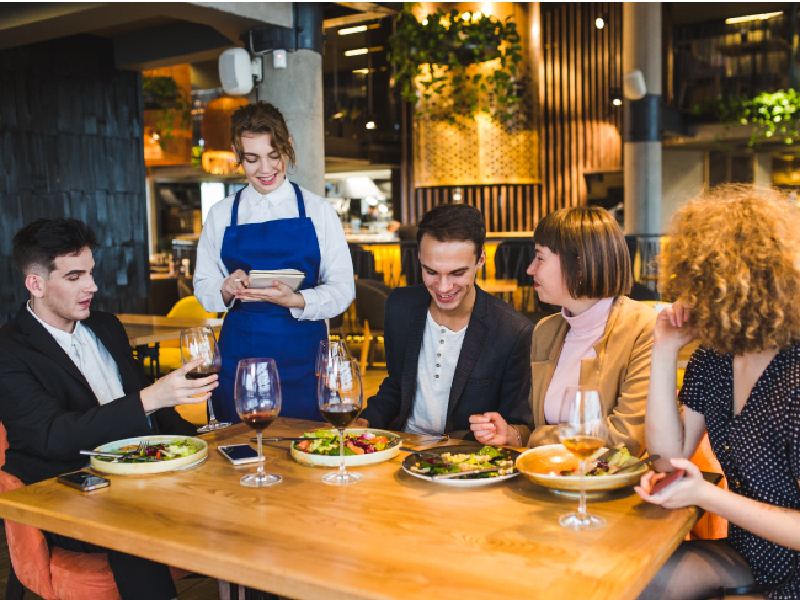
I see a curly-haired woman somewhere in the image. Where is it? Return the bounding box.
[637,185,800,600]
[194,102,354,423]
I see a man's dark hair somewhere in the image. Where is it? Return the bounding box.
[416,204,486,259]
[12,218,99,276]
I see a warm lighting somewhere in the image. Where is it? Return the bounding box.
[339,25,367,35]
[345,48,368,57]
[595,17,604,29]
[612,97,622,106]
[481,2,492,17]
[462,12,470,21]
[201,151,242,175]
[352,68,370,74]
[422,18,428,25]
[473,12,482,20]
[726,11,782,24]
[366,120,376,130]
[152,132,160,141]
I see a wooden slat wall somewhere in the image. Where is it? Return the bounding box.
[0,35,148,324]
[541,2,623,211]
[414,184,544,233]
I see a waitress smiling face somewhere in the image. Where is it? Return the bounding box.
[235,133,288,195]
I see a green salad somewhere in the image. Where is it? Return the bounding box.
[97,439,203,463]
[294,429,395,456]
[409,446,515,478]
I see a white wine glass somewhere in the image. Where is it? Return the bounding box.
[558,386,608,531]
[234,358,282,487]
[315,339,349,377]
[317,357,363,485]
[180,327,230,433]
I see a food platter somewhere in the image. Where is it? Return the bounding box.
[90,435,208,475]
[401,445,521,487]
[516,444,647,497]
[290,428,401,467]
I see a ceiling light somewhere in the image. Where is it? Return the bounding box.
[726,11,782,25]
[352,68,370,74]
[339,25,367,35]
[366,121,376,130]
[612,97,622,106]
[595,17,604,29]
[345,48,368,57]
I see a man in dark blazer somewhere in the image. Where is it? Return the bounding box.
[355,205,533,444]
[0,218,218,600]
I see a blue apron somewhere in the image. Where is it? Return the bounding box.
[212,184,327,423]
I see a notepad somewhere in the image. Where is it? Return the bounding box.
[247,269,305,291]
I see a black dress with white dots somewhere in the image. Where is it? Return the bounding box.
[680,345,800,599]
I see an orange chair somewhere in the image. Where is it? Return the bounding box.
[0,425,189,599]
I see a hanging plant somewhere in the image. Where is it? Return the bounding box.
[142,76,192,150]
[389,3,523,122]
[693,89,800,147]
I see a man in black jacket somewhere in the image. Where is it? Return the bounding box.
[355,204,533,443]
[0,218,218,600]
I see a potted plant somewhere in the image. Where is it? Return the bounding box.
[142,76,192,149]
[390,3,523,122]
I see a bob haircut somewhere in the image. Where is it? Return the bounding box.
[416,204,486,260]
[533,206,632,299]
[661,184,800,354]
[12,218,98,276]
[230,102,296,169]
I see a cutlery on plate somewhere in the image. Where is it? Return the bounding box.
[253,437,315,443]
[79,450,149,461]
[616,455,660,473]
[431,466,508,479]
[592,447,618,463]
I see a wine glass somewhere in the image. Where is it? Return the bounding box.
[234,358,282,487]
[557,386,608,531]
[180,327,230,433]
[317,357,363,485]
[315,339,349,377]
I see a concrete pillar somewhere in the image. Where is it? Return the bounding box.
[257,49,324,196]
[623,2,662,236]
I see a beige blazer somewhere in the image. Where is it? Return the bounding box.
[527,296,656,456]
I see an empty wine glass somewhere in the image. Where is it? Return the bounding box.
[317,357,363,485]
[315,339,349,377]
[180,327,230,433]
[234,358,282,487]
[558,386,608,531]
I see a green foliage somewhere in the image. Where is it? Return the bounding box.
[142,76,192,149]
[694,89,800,147]
[389,3,523,122]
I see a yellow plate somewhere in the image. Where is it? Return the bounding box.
[516,444,646,496]
[290,429,400,467]
[90,435,208,475]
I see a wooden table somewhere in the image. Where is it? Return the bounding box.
[116,314,224,379]
[0,419,698,600]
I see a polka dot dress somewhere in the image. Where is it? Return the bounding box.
[681,345,800,599]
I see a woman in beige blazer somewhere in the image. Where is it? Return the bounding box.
[470,206,656,456]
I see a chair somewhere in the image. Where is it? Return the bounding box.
[0,424,189,600]
[355,280,390,371]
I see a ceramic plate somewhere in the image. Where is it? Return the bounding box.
[516,444,647,497]
[402,445,521,487]
[90,435,208,475]
[290,428,401,467]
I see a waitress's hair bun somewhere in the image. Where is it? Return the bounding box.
[230,102,296,169]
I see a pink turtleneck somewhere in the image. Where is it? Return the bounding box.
[543,297,615,424]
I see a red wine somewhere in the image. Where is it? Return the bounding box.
[186,367,220,379]
[320,403,361,429]
[242,411,279,432]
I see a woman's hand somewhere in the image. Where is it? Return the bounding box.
[221,269,249,305]
[234,281,306,309]
[470,412,511,445]
[653,300,696,352]
[635,458,710,510]
[140,359,219,412]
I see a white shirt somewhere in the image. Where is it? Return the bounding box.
[27,303,125,405]
[405,311,468,436]
[194,180,354,320]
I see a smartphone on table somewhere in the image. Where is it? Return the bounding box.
[57,471,110,491]
[218,444,264,465]
[651,469,686,495]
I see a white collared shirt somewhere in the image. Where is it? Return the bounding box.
[193,180,354,320]
[405,311,468,436]
[27,303,125,405]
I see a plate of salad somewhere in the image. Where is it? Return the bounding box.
[90,435,208,475]
[290,428,401,467]
[402,445,521,487]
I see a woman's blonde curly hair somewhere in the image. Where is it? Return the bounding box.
[661,184,800,354]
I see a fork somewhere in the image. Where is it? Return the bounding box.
[136,441,149,455]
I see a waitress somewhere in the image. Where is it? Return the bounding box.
[194,102,354,423]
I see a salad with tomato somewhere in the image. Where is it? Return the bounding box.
[96,439,202,463]
[293,429,397,456]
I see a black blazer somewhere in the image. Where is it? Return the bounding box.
[0,305,197,484]
[359,285,533,440]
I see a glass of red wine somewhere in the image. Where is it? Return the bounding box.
[558,386,608,531]
[317,357,363,485]
[180,326,230,433]
[234,358,282,487]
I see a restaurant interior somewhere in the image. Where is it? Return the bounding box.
[1,1,799,599]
